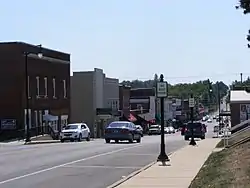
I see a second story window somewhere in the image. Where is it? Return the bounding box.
[52,78,56,98]
[63,80,66,98]
[36,76,40,97]
[44,77,48,98]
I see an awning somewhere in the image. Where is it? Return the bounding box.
[43,114,58,121]
[128,113,137,122]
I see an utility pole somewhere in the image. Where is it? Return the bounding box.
[240,73,243,84]
[217,83,221,123]
[157,74,170,163]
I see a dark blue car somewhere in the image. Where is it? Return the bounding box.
[104,121,142,143]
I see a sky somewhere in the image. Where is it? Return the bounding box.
[1,0,249,85]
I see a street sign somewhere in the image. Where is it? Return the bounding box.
[189,98,195,108]
[157,82,168,98]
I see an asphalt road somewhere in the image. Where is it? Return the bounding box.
[0,133,187,188]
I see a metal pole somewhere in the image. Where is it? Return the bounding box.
[218,83,221,123]
[240,73,243,84]
[189,93,196,146]
[157,74,170,162]
[25,52,31,142]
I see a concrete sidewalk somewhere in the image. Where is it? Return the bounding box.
[113,138,221,188]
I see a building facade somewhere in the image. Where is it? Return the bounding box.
[119,85,131,119]
[0,42,70,140]
[70,68,119,137]
[130,88,155,122]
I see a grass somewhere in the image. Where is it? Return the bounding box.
[189,140,250,188]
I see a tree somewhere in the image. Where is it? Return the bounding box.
[120,77,229,108]
[236,0,250,14]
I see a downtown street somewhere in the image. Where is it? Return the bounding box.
[0,134,187,188]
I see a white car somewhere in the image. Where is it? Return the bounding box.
[60,123,91,142]
[164,127,170,134]
[207,119,212,123]
[169,126,175,133]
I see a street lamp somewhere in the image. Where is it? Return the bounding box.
[157,74,170,163]
[24,44,43,142]
[189,93,196,146]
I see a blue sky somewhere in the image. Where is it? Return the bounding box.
[1,0,249,84]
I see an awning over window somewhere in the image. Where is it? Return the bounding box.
[128,113,137,122]
[43,114,58,121]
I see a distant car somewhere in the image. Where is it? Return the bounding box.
[104,121,141,143]
[135,125,144,137]
[184,122,206,140]
[164,127,170,134]
[202,117,207,122]
[181,124,187,135]
[148,125,161,135]
[168,126,175,134]
[213,115,216,119]
[60,123,91,142]
[207,119,212,123]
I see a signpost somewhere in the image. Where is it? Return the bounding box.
[157,74,170,163]
[157,82,168,98]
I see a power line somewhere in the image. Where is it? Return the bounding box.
[121,72,250,81]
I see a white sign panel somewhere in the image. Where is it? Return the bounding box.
[157,82,167,98]
[189,98,195,107]
[176,99,182,106]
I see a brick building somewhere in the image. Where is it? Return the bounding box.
[0,42,70,140]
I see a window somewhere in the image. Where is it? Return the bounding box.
[36,76,40,97]
[44,77,48,97]
[27,76,30,98]
[81,124,86,129]
[63,80,66,98]
[52,78,56,98]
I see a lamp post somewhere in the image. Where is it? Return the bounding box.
[189,93,196,146]
[24,44,43,142]
[157,74,170,162]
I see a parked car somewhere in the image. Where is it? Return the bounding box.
[164,127,170,134]
[169,126,175,134]
[60,123,91,142]
[148,124,161,135]
[135,125,144,137]
[104,121,141,143]
[184,122,206,140]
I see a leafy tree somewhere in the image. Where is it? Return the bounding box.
[120,77,228,108]
[236,0,250,14]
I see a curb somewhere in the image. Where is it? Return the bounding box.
[24,141,60,145]
[107,152,173,188]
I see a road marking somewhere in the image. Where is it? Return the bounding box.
[124,153,156,156]
[0,144,142,185]
[62,165,141,169]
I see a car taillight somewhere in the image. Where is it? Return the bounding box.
[105,129,111,134]
[120,129,129,134]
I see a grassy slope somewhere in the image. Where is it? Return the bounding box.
[189,141,250,188]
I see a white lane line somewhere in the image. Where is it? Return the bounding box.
[124,153,156,156]
[62,165,141,169]
[0,144,142,185]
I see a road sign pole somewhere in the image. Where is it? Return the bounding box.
[157,74,170,163]
[189,94,196,146]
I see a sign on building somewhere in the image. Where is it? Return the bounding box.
[189,98,195,108]
[1,119,16,130]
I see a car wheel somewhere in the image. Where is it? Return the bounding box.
[136,137,141,143]
[201,136,205,140]
[184,136,189,141]
[115,139,119,143]
[105,139,110,143]
[86,133,90,141]
[78,134,82,142]
[60,139,64,143]
[129,134,134,143]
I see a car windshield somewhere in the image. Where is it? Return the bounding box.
[108,122,129,128]
[64,125,79,130]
